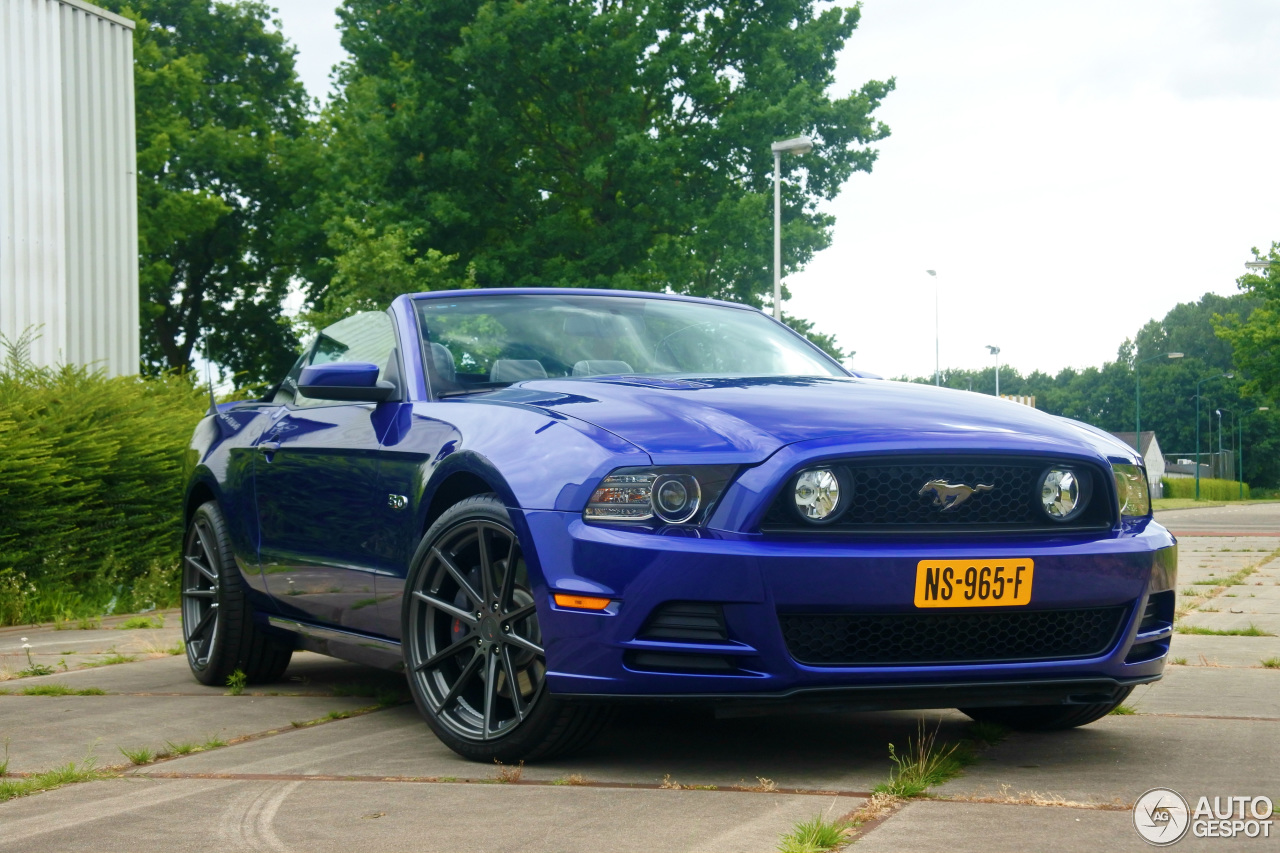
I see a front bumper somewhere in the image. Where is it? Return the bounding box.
[521,510,1177,703]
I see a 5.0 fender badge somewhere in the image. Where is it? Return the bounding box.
[387,494,408,511]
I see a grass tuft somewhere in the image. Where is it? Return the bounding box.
[1109,704,1137,715]
[225,669,247,696]
[117,615,164,630]
[1261,657,1280,669]
[81,652,137,668]
[777,813,850,853]
[1171,656,1188,665]
[0,758,108,803]
[19,684,106,696]
[1176,623,1275,637]
[872,720,973,798]
[118,745,156,765]
[492,759,524,784]
[552,774,590,786]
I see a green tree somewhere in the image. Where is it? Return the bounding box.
[1216,242,1280,402]
[897,291,1280,486]
[318,0,892,341]
[105,0,318,384]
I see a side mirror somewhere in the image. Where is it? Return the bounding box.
[297,362,396,402]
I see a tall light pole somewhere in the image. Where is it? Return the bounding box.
[985,345,1001,396]
[1135,351,1183,447]
[771,136,814,320]
[1194,372,1232,500]
[1218,407,1235,483]
[926,270,939,385]
[1215,409,1226,479]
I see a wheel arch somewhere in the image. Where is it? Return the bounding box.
[418,450,521,539]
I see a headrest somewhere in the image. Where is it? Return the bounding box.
[572,360,633,376]
[489,359,547,383]
[429,342,456,383]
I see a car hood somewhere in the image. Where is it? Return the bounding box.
[474,376,1138,464]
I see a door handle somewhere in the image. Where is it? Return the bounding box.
[257,441,281,454]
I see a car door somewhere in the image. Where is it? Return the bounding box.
[253,311,401,634]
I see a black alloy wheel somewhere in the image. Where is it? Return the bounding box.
[182,501,292,686]
[403,495,610,762]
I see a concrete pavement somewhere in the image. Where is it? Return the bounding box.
[2,517,1278,851]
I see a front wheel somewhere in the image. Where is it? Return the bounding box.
[402,494,610,762]
[959,687,1134,731]
[182,501,292,686]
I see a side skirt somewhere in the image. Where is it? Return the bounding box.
[267,616,404,672]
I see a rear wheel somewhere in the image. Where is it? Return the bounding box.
[403,495,610,762]
[959,687,1134,731]
[182,501,293,686]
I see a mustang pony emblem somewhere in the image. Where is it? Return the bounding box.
[918,479,994,512]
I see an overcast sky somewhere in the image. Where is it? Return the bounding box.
[267,0,1280,380]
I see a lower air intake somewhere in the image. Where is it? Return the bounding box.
[779,606,1128,666]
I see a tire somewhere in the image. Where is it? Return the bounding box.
[959,687,1134,731]
[402,494,611,763]
[182,501,293,686]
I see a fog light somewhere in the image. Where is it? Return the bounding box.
[794,468,843,522]
[1039,468,1085,521]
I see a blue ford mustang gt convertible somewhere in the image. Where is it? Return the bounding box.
[182,289,1176,761]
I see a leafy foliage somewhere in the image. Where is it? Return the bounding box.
[1161,478,1249,501]
[317,0,892,338]
[1215,242,1280,403]
[101,0,319,385]
[898,292,1280,487]
[0,331,206,626]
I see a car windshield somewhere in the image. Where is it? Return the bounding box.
[414,292,844,394]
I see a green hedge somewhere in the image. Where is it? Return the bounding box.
[0,333,207,625]
[1161,477,1251,501]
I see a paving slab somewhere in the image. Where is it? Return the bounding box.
[0,693,377,774]
[855,800,1263,853]
[1128,665,1280,718]
[148,702,972,792]
[1177,610,1280,634]
[935,715,1280,804]
[0,776,849,853]
[1,650,403,697]
[1165,634,1280,668]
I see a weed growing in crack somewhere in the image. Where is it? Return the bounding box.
[873,720,972,798]
[118,745,156,765]
[492,760,524,783]
[225,669,247,696]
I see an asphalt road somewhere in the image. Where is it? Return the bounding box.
[1154,501,1280,535]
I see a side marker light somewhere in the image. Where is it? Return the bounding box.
[553,593,612,611]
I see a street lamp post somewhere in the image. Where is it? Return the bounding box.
[985,345,1001,397]
[1194,372,1233,500]
[926,270,938,385]
[1217,407,1234,483]
[1135,351,1183,448]
[1215,409,1226,480]
[771,136,814,321]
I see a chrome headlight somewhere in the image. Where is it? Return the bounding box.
[584,466,735,527]
[1112,463,1151,518]
[1039,467,1090,522]
[792,467,848,524]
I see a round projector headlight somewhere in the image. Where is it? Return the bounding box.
[1039,467,1086,521]
[794,467,844,523]
[652,474,700,523]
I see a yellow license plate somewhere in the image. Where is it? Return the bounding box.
[914,559,1034,608]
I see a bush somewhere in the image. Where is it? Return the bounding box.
[1161,477,1251,501]
[0,331,207,625]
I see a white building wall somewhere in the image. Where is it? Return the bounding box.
[0,0,137,376]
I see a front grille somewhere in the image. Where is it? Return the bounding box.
[761,456,1114,534]
[779,606,1128,666]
